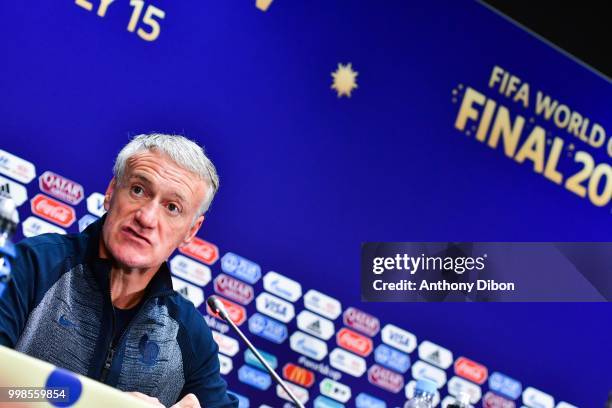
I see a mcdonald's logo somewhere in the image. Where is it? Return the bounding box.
[282,363,315,388]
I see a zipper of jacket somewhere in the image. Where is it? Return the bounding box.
[99,280,174,383]
[99,281,117,383]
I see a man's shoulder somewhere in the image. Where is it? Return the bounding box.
[18,231,76,250]
[16,230,86,265]
[16,216,102,267]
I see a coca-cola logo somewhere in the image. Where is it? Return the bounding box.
[455,356,488,384]
[337,328,373,357]
[179,237,219,265]
[30,194,76,228]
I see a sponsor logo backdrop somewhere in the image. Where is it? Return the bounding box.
[0,1,610,406]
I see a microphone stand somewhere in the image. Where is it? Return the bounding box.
[207,296,305,408]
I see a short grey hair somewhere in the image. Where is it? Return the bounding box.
[113,133,219,215]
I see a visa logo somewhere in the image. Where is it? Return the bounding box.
[389,332,409,345]
[265,299,286,314]
[256,292,295,323]
[381,324,417,354]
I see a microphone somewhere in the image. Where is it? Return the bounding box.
[207,295,231,320]
[207,295,305,408]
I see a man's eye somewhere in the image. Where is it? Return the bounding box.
[131,185,144,196]
[167,203,181,214]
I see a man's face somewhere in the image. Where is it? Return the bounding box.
[101,149,208,270]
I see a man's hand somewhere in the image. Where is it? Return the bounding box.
[170,393,201,408]
[126,391,165,407]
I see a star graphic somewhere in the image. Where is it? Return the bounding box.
[256,0,274,11]
[331,63,358,98]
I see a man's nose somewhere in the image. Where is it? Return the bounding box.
[135,199,158,229]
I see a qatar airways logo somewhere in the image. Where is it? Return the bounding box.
[372,253,487,275]
[39,171,84,205]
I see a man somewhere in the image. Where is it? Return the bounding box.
[0,134,238,407]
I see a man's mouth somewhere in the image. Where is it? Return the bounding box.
[122,226,151,246]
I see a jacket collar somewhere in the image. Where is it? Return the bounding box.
[82,214,175,299]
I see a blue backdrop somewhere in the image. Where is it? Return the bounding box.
[1,1,610,406]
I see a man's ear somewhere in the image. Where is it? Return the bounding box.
[104,178,117,211]
[180,214,205,247]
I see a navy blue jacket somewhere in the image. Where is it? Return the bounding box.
[0,216,237,407]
